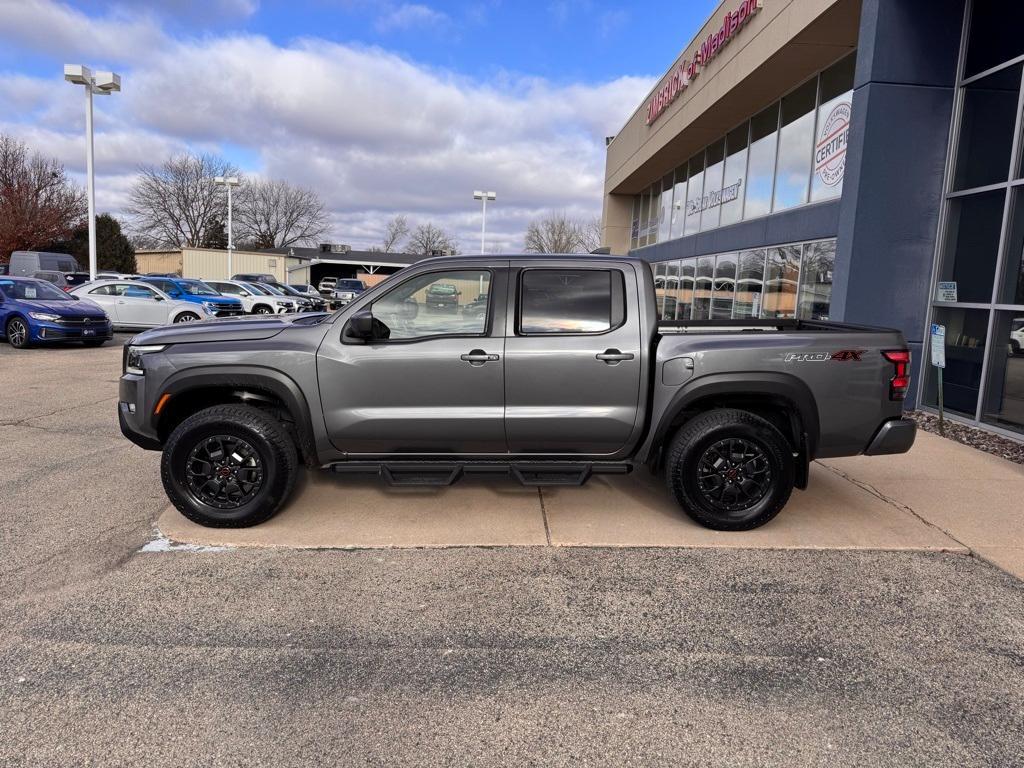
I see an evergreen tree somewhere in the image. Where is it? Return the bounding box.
[47,214,137,273]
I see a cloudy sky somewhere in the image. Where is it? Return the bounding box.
[0,0,717,253]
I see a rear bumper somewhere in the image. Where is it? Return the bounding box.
[864,418,917,456]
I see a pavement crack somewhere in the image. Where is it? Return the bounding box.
[816,461,971,553]
[0,394,118,428]
[538,488,552,546]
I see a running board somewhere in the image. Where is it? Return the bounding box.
[328,461,632,487]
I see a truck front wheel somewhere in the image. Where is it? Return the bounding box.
[666,408,795,531]
[161,404,298,528]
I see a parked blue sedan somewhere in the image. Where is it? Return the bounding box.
[0,276,112,349]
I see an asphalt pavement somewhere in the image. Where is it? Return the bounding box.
[2,339,1023,767]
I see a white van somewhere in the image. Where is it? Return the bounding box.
[9,250,81,277]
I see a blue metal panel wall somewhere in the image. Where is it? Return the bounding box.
[832,0,967,407]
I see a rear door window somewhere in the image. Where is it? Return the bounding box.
[518,269,624,334]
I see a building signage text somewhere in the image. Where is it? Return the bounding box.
[815,101,850,187]
[645,0,763,126]
[686,179,742,216]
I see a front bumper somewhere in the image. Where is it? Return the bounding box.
[118,374,162,450]
[211,308,245,318]
[31,318,113,342]
[864,418,917,456]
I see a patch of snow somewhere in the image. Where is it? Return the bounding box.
[140,535,229,553]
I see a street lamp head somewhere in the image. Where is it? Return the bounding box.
[214,176,240,186]
[63,64,92,86]
[93,72,121,93]
[473,190,496,201]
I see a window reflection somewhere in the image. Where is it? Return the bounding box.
[374,270,490,339]
[685,153,705,236]
[701,140,725,231]
[745,104,779,219]
[797,240,835,319]
[734,249,766,318]
[763,246,801,318]
[657,174,673,243]
[811,55,854,202]
[982,311,1024,432]
[520,270,618,334]
[940,189,1005,304]
[677,259,695,320]
[953,63,1022,191]
[692,256,714,319]
[925,307,990,417]
[711,253,737,318]
[721,124,748,226]
[670,166,687,239]
[773,79,816,211]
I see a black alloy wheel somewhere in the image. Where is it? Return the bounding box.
[695,437,773,513]
[666,408,795,531]
[6,317,29,348]
[185,434,265,510]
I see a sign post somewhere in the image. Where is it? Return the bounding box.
[930,323,946,435]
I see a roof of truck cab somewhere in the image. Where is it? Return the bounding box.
[413,253,644,266]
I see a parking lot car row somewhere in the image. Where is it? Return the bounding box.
[0,271,333,349]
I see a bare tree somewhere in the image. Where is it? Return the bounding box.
[524,211,585,253]
[126,152,237,248]
[235,178,329,249]
[381,214,409,252]
[406,222,458,255]
[578,215,603,254]
[0,134,86,260]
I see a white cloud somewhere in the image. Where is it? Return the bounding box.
[375,3,449,33]
[0,0,653,253]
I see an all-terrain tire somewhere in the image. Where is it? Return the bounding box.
[161,404,298,528]
[665,408,795,531]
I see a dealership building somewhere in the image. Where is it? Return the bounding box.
[601,0,1024,437]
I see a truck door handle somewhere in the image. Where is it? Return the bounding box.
[461,349,500,366]
[596,349,634,364]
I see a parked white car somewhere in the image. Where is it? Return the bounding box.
[205,279,296,314]
[69,280,213,328]
[1012,318,1024,356]
[318,276,338,295]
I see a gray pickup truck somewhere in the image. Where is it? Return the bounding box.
[118,255,915,531]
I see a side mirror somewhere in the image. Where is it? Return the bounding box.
[71,294,80,301]
[346,309,375,340]
[154,295,165,301]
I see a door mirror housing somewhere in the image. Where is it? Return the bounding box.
[345,309,375,340]
[154,294,165,301]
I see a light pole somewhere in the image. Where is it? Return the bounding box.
[473,190,496,254]
[64,65,121,281]
[214,176,240,277]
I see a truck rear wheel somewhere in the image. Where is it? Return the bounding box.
[161,404,298,528]
[666,408,795,531]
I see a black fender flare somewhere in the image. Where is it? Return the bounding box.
[643,371,820,472]
[155,365,318,466]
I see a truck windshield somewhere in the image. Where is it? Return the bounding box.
[180,280,220,296]
[0,279,72,301]
[337,280,366,290]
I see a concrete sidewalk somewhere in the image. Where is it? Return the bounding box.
[159,430,1024,578]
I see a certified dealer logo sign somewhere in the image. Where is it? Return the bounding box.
[815,102,851,187]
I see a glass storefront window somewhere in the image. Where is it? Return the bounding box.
[670,166,687,239]
[711,253,737,318]
[773,79,817,212]
[797,240,835,320]
[939,189,1005,304]
[745,104,778,219]
[763,245,800,318]
[664,260,680,320]
[924,307,990,418]
[734,249,766,318]
[657,174,673,243]
[692,256,714,319]
[952,63,1022,191]
[964,0,1024,79]
[999,188,1024,305]
[637,191,649,247]
[630,196,640,250]
[982,311,1024,432]
[678,259,695,320]
[701,139,726,231]
[721,123,748,226]
[653,261,667,317]
[648,184,662,246]
[685,153,705,236]
[811,55,854,202]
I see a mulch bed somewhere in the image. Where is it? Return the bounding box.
[907,410,1024,466]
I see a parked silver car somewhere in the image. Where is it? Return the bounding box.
[70,280,214,328]
[204,280,296,315]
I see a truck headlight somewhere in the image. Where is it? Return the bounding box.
[125,344,166,376]
[29,312,60,321]
[201,301,219,312]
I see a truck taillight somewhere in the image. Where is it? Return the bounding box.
[882,349,911,401]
